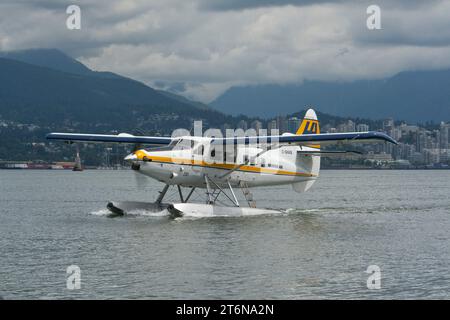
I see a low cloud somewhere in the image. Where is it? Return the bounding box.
[1,0,449,102]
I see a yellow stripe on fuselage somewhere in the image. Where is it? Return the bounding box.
[139,154,316,177]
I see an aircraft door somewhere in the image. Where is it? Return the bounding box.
[192,142,204,173]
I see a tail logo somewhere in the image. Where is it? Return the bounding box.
[296,109,320,149]
[296,119,320,135]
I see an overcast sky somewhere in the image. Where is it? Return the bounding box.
[1,0,450,102]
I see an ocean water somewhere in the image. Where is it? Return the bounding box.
[0,169,449,299]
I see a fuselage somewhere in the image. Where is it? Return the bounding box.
[127,136,320,190]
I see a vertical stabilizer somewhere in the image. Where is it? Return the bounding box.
[292,108,320,193]
[296,108,320,135]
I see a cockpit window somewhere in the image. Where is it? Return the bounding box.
[169,138,203,151]
[172,139,194,150]
[168,139,180,148]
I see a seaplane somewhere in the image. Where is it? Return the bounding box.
[46,109,397,217]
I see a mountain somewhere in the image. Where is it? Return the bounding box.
[157,89,210,111]
[0,49,228,132]
[0,48,121,79]
[0,48,212,105]
[211,69,450,122]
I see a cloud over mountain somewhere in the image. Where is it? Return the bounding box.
[1,0,450,102]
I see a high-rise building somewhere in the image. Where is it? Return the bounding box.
[237,119,248,131]
[287,117,301,133]
[424,149,440,164]
[328,127,337,133]
[337,120,355,132]
[356,123,369,132]
[221,123,232,135]
[347,120,356,132]
[439,122,449,149]
[398,143,415,161]
[400,124,419,136]
[276,116,288,133]
[391,127,402,141]
[383,118,394,131]
[416,130,427,152]
[267,119,277,134]
[440,151,449,164]
[251,120,263,135]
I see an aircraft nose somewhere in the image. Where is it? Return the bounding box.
[124,153,137,161]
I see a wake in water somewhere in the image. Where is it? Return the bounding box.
[90,208,169,218]
[284,203,448,216]
[91,202,447,220]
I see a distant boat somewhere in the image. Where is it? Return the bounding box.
[73,150,83,171]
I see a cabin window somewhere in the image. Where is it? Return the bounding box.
[210,147,224,163]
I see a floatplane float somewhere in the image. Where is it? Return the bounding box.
[46,109,397,217]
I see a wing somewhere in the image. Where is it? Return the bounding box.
[46,132,173,146]
[211,131,397,146]
[46,131,397,146]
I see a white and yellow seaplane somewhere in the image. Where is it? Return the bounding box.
[46,109,396,217]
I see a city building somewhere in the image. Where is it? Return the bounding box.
[237,120,248,131]
[287,117,301,133]
[251,120,263,135]
[267,119,278,134]
[356,123,369,132]
[276,116,288,133]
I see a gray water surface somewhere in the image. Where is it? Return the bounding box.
[1,170,449,299]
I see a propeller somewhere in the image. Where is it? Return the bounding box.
[129,129,148,189]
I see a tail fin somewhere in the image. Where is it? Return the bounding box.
[296,108,320,149]
[292,108,321,193]
[296,108,320,135]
